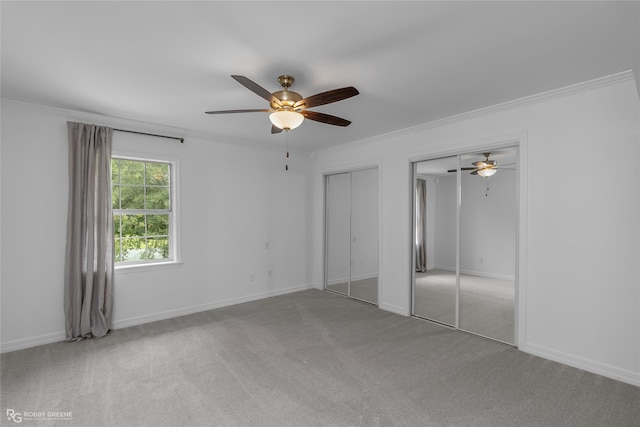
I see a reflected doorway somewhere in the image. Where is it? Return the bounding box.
[413,148,517,344]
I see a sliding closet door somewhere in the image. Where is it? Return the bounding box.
[459,150,517,343]
[413,157,457,326]
[325,173,350,296]
[350,168,379,304]
[413,148,517,344]
[325,168,379,304]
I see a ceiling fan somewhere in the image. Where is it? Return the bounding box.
[205,75,359,133]
[448,152,515,177]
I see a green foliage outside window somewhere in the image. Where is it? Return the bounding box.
[112,158,171,263]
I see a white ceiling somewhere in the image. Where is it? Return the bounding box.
[2,1,638,151]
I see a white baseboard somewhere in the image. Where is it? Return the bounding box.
[431,265,515,281]
[379,302,409,316]
[352,272,378,281]
[460,269,515,281]
[0,283,315,353]
[432,265,455,272]
[0,331,67,354]
[522,343,640,387]
[112,283,315,330]
[327,273,378,286]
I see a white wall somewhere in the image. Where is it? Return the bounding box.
[460,166,517,278]
[0,100,313,351]
[311,75,640,386]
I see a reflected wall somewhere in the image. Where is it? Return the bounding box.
[325,168,379,304]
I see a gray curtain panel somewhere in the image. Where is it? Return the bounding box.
[415,178,427,273]
[64,122,114,341]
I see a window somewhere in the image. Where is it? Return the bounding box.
[111,157,176,266]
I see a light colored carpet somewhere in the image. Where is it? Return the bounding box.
[414,269,515,343]
[2,289,638,426]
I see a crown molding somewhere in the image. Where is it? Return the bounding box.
[0,98,307,155]
[3,70,634,157]
[315,70,636,156]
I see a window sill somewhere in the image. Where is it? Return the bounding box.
[114,260,184,274]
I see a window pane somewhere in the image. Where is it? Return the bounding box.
[146,162,169,186]
[111,157,175,265]
[114,237,122,262]
[147,237,169,259]
[111,159,120,184]
[121,237,146,262]
[112,186,120,209]
[121,214,145,237]
[146,187,170,210]
[120,185,145,209]
[147,214,169,236]
[113,215,121,235]
[120,160,144,185]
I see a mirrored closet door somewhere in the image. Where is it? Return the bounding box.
[413,156,457,326]
[413,148,517,344]
[325,168,379,305]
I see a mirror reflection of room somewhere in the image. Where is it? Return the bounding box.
[325,168,379,305]
[414,148,517,344]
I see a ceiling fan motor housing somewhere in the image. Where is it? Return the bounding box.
[271,75,302,110]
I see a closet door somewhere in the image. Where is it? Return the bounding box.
[413,157,457,326]
[350,168,379,304]
[413,148,517,344]
[459,150,517,344]
[325,173,350,296]
[325,168,379,304]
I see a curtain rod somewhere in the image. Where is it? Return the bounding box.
[113,128,184,144]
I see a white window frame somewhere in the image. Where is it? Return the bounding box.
[112,151,181,272]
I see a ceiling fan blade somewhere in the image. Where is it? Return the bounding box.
[293,86,359,109]
[500,162,516,166]
[205,109,271,114]
[470,170,479,175]
[448,167,477,172]
[271,125,282,134]
[231,75,283,107]
[301,110,352,127]
[472,161,487,167]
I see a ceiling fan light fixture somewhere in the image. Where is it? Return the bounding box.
[269,110,304,131]
[477,167,497,177]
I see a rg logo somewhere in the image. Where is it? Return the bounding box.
[6,409,22,423]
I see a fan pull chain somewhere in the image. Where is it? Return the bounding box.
[284,130,290,171]
[485,178,490,197]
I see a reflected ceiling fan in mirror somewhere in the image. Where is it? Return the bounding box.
[205,75,359,133]
[447,152,515,177]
